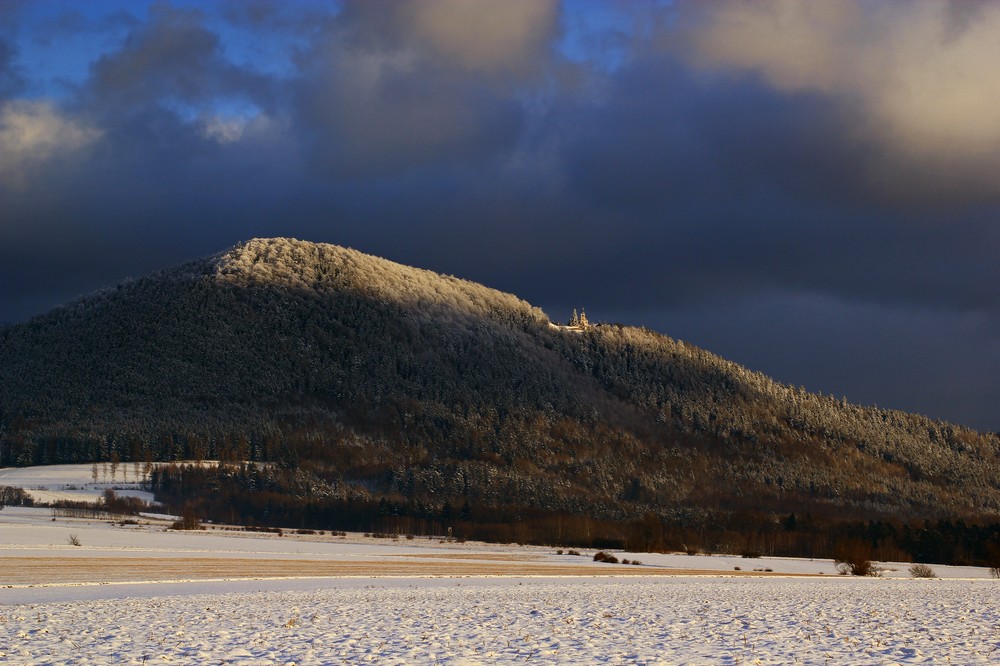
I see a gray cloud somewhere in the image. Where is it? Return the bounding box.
[290,0,560,177]
[0,38,22,98]
[335,0,560,76]
[0,0,26,100]
[85,3,277,116]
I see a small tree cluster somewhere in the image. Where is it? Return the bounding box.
[0,485,34,508]
[102,489,150,515]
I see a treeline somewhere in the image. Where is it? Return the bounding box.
[42,490,151,519]
[149,463,1000,568]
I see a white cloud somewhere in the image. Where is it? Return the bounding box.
[0,100,102,189]
[201,115,249,144]
[684,0,1000,167]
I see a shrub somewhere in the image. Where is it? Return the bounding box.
[567,549,581,556]
[68,534,82,546]
[740,548,762,559]
[836,559,882,576]
[909,563,936,578]
[593,551,619,564]
[834,539,882,577]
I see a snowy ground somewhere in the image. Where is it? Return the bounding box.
[0,463,155,504]
[2,464,999,664]
[4,573,999,664]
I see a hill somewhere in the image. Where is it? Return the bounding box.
[2,238,999,551]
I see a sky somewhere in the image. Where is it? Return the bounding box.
[2,0,999,432]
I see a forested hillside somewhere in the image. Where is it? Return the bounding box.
[2,238,999,542]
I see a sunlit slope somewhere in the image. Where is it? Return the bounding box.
[1,238,998,519]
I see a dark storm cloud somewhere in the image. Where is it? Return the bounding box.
[2,0,1000,429]
[503,50,1000,321]
[0,2,297,321]
[612,296,1000,432]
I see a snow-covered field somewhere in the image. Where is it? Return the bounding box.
[2,464,999,664]
[6,576,1000,665]
[0,463,155,504]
